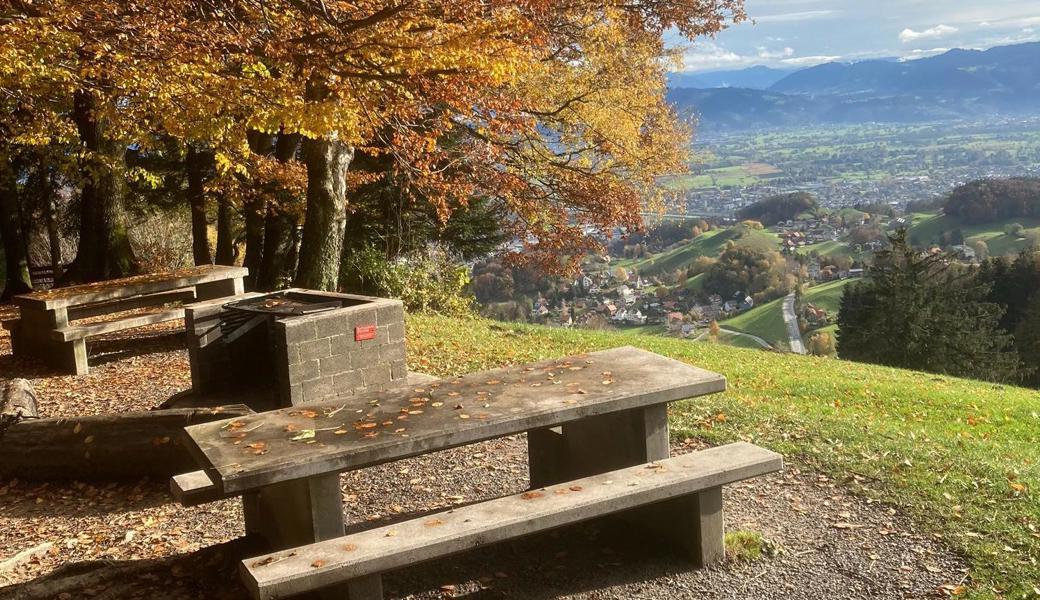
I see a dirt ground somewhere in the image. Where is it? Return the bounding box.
[0,310,968,599]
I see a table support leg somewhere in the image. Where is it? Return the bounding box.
[245,473,351,599]
[346,575,383,600]
[527,404,669,488]
[196,277,244,301]
[528,426,566,488]
[12,306,88,375]
[245,473,344,550]
[527,404,724,567]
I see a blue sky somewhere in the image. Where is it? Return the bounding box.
[673,0,1040,72]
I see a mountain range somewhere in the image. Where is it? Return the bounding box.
[667,42,1040,131]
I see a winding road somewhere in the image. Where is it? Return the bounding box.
[782,293,807,355]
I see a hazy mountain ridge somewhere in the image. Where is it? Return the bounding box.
[667,65,796,90]
[668,42,1040,131]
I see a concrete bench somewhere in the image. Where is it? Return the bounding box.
[8,265,246,374]
[241,443,783,600]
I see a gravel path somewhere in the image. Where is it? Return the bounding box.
[0,316,967,598]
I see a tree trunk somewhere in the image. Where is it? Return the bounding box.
[62,90,135,284]
[186,146,212,265]
[257,208,296,291]
[43,166,63,281]
[0,405,253,480]
[242,131,273,289]
[256,132,301,290]
[295,137,353,291]
[0,156,32,299]
[215,192,235,265]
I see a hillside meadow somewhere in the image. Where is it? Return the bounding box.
[908,212,1040,257]
[408,313,1040,599]
[620,227,779,276]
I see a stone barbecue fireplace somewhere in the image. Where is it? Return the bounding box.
[184,289,406,409]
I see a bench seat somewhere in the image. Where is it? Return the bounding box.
[51,306,187,342]
[240,442,782,600]
[67,286,196,320]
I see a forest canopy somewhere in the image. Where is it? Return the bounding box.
[943,177,1040,224]
[736,192,817,226]
[0,0,746,295]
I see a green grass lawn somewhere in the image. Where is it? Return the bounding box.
[803,278,853,315]
[659,165,769,191]
[629,227,779,276]
[684,272,705,293]
[715,330,769,350]
[793,239,860,260]
[721,295,789,351]
[407,314,1040,599]
[907,212,1040,257]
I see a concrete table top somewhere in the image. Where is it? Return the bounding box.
[183,346,726,495]
[14,265,248,310]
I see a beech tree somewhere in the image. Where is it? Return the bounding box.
[1,0,746,290]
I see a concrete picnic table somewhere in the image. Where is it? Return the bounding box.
[6,265,246,374]
[179,346,726,554]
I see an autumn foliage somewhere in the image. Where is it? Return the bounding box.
[0,0,745,290]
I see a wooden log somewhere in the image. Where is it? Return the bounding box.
[0,404,253,481]
[1,379,39,431]
[0,542,53,579]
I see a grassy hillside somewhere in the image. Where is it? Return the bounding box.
[625,227,779,276]
[408,314,1040,599]
[908,212,1040,256]
[683,272,705,292]
[803,278,852,315]
[793,239,862,260]
[721,295,788,351]
[716,330,770,350]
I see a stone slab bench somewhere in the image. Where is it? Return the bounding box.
[7,265,246,375]
[241,442,783,600]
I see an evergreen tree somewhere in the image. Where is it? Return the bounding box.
[1015,295,1040,387]
[837,230,1019,382]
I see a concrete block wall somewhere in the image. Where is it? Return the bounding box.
[274,295,406,405]
[185,290,406,407]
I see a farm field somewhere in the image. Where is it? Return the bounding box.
[660,163,782,191]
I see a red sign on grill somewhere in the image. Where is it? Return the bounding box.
[354,324,377,341]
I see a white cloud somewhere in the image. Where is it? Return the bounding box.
[755,10,837,24]
[679,41,748,71]
[757,46,796,59]
[901,47,950,61]
[780,55,842,67]
[899,24,958,43]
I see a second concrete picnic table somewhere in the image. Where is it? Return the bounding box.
[179,346,726,555]
[7,265,246,374]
